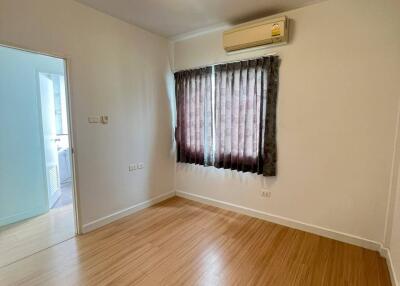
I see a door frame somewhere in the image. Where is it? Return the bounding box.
[0,41,82,235]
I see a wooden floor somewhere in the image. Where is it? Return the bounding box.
[0,197,391,286]
[0,204,75,268]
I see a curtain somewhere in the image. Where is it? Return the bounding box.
[175,67,213,165]
[214,56,279,176]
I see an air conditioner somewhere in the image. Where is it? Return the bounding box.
[223,16,288,52]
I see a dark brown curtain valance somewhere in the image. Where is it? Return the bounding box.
[175,67,213,165]
[174,56,279,176]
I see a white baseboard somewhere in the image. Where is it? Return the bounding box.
[82,191,175,233]
[176,190,382,251]
[380,247,399,286]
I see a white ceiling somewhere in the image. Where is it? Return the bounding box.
[76,0,324,38]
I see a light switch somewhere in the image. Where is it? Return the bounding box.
[128,164,137,172]
[88,116,100,123]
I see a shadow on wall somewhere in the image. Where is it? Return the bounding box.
[230,9,286,26]
[165,51,177,155]
[176,163,278,190]
[144,49,176,201]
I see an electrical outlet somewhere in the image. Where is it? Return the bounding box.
[100,115,109,124]
[138,162,144,169]
[128,164,137,172]
[261,191,271,198]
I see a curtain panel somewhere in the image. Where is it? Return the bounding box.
[214,56,279,176]
[175,67,213,165]
[174,56,279,176]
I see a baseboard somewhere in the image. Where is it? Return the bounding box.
[82,191,175,233]
[380,247,399,286]
[176,190,382,251]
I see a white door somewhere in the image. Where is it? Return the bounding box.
[39,73,61,208]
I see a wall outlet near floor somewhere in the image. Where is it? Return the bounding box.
[261,191,271,198]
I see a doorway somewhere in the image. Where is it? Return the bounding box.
[0,45,77,267]
[39,73,73,209]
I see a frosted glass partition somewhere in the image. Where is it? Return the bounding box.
[0,46,65,227]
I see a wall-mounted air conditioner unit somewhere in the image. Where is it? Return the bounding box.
[223,16,288,52]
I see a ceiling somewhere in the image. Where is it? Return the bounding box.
[75,0,324,38]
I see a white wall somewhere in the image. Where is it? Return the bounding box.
[0,0,175,229]
[173,0,400,243]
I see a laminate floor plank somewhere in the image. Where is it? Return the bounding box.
[0,197,391,286]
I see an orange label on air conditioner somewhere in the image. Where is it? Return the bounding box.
[271,23,281,37]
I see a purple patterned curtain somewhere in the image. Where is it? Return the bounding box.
[174,56,279,176]
[214,56,279,176]
[175,67,213,165]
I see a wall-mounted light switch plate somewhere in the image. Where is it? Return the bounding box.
[88,116,100,123]
[128,164,137,172]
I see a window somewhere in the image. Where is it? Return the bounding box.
[175,56,279,176]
